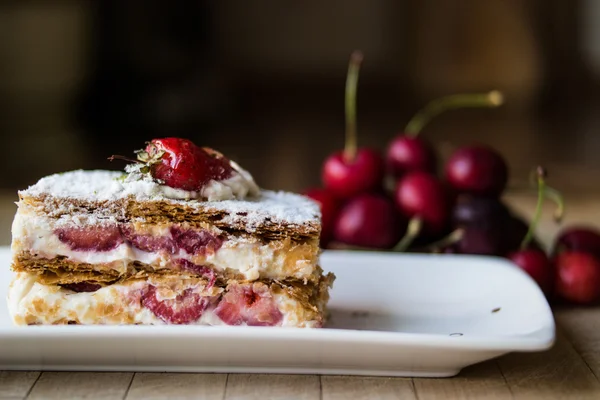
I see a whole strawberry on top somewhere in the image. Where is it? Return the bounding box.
[111,137,259,201]
[136,138,234,191]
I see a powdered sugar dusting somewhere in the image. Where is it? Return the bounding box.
[19,170,320,227]
[215,191,320,230]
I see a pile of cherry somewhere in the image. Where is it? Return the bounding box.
[305,51,600,306]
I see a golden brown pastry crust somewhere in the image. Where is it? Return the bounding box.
[13,252,325,286]
[10,271,335,327]
[20,194,320,241]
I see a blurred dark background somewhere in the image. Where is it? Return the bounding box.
[1,0,600,193]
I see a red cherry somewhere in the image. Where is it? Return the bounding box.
[554,252,600,305]
[333,193,403,249]
[455,226,506,256]
[450,197,537,254]
[303,188,340,247]
[386,136,436,178]
[387,91,502,179]
[141,138,233,191]
[445,145,508,197]
[394,171,449,234]
[452,195,511,229]
[322,51,385,199]
[508,249,554,295]
[554,227,600,258]
[322,149,384,199]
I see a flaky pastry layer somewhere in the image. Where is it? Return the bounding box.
[12,208,320,282]
[8,272,334,327]
[12,256,325,287]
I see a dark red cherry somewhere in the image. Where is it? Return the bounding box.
[456,226,505,256]
[394,171,449,234]
[452,195,511,229]
[508,248,554,295]
[386,136,436,178]
[554,251,600,305]
[333,193,404,249]
[304,188,340,247]
[445,145,508,197]
[553,227,600,258]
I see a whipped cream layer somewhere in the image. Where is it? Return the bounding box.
[124,161,260,202]
[12,211,319,281]
[8,272,323,328]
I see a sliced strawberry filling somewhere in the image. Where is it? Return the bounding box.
[178,259,216,289]
[170,226,224,255]
[120,226,177,254]
[214,283,283,326]
[55,226,123,251]
[61,282,102,293]
[55,224,224,259]
[141,285,209,324]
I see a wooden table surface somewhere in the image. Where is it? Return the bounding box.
[1,193,599,400]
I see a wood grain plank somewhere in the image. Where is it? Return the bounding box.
[413,360,512,400]
[125,373,227,400]
[225,374,319,400]
[498,330,600,400]
[555,308,600,380]
[321,376,416,400]
[26,372,133,400]
[0,371,40,399]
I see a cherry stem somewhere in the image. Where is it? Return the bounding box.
[108,155,142,164]
[344,50,363,162]
[393,217,422,252]
[544,186,565,223]
[405,90,504,137]
[527,171,564,222]
[521,166,546,250]
[424,228,465,252]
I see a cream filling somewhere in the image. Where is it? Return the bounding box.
[11,212,314,281]
[200,160,260,201]
[7,273,319,327]
[123,161,260,202]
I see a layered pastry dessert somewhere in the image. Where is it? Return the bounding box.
[8,138,334,327]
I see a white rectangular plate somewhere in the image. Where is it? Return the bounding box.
[0,248,554,377]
